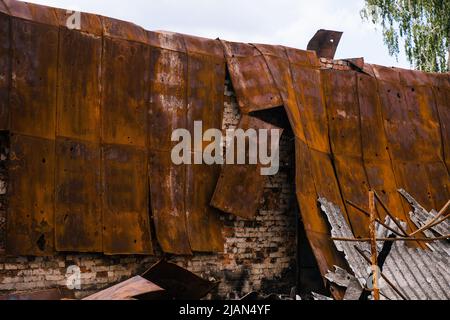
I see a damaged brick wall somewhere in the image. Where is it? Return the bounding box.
[0,77,298,299]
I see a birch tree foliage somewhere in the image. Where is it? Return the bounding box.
[361,0,450,72]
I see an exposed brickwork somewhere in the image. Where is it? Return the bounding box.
[0,76,298,299]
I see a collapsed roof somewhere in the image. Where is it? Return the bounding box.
[0,0,448,299]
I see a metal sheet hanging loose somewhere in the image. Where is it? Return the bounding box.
[55,138,102,252]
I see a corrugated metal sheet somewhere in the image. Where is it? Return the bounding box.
[320,197,450,300]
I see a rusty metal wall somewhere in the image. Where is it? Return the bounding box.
[184,34,225,252]
[224,39,449,298]
[102,144,152,255]
[148,32,226,254]
[7,134,55,256]
[148,32,192,255]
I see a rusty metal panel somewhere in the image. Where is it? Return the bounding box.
[142,260,219,300]
[289,59,329,153]
[392,161,434,211]
[364,160,408,222]
[295,139,330,234]
[55,138,102,252]
[211,115,282,219]
[0,1,8,14]
[57,28,101,142]
[431,74,450,171]
[254,44,306,141]
[10,18,58,139]
[102,145,152,255]
[148,31,186,52]
[424,161,450,211]
[285,47,321,68]
[333,156,371,237]
[0,12,10,130]
[221,40,282,113]
[148,37,192,255]
[357,74,391,161]
[322,70,371,237]
[3,0,32,20]
[7,134,54,256]
[102,37,149,147]
[184,36,225,252]
[322,70,361,157]
[83,276,165,300]
[102,16,148,43]
[403,85,443,162]
[374,67,431,161]
[307,29,343,60]
[149,150,191,255]
[148,46,187,151]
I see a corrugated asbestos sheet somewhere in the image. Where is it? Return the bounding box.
[1,0,225,255]
[320,198,450,300]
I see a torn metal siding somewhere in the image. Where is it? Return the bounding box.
[320,198,450,300]
[371,65,450,212]
[211,115,283,219]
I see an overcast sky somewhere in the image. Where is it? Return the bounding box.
[24,0,410,68]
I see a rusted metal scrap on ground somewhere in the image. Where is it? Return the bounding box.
[0,0,449,301]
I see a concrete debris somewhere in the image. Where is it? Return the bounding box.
[319,196,450,300]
